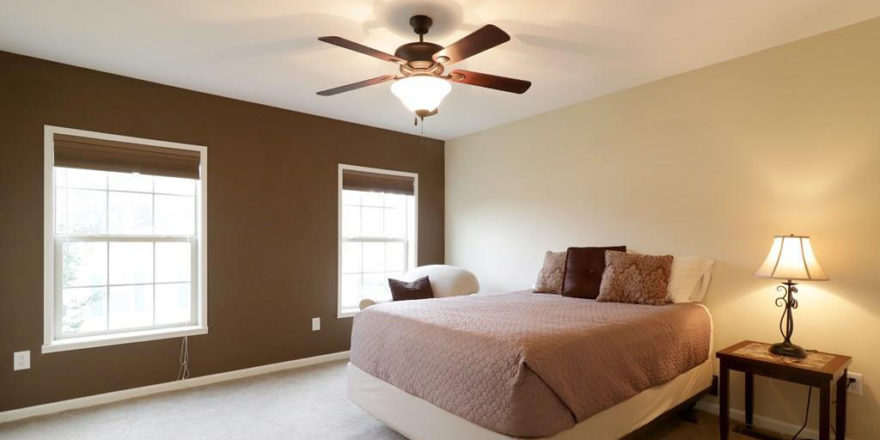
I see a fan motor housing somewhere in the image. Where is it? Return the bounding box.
[395,41,443,68]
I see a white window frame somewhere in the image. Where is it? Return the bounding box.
[43,125,208,353]
[337,164,418,318]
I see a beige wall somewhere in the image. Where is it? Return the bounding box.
[446,18,880,438]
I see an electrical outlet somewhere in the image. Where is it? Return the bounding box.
[311,317,320,332]
[13,351,30,371]
[847,372,863,396]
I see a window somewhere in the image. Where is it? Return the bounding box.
[338,165,417,316]
[43,126,207,353]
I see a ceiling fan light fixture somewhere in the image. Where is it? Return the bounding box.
[390,75,451,116]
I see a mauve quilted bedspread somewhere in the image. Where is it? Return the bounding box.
[350,292,711,438]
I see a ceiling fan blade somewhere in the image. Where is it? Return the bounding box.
[432,25,510,65]
[317,75,396,96]
[318,36,405,64]
[450,70,531,94]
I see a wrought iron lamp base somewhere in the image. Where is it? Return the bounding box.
[769,280,808,359]
[770,341,807,358]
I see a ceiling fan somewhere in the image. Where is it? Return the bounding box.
[316,15,531,120]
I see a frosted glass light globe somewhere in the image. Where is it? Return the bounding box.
[390,76,452,115]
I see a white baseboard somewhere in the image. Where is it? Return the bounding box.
[0,350,350,425]
[696,399,852,440]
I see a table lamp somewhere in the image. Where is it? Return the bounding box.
[755,234,829,358]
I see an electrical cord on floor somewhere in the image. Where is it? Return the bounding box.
[177,336,190,380]
[791,386,812,439]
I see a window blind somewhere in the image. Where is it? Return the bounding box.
[342,169,414,195]
[54,133,201,179]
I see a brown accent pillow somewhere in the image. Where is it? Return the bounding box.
[388,276,434,302]
[534,251,566,294]
[562,246,627,299]
[596,251,673,305]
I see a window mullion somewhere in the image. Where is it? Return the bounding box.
[151,178,156,327]
[358,205,365,304]
[152,241,156,326]
[55,240,63,337]
[190,236,198,325]
[104,173,110,332]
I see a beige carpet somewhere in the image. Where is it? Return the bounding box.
[0,360,749,439]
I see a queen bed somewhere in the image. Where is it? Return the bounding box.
[348,291,714,439]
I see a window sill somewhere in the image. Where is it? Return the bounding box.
[337,310,358,319]
[42,325,208,354]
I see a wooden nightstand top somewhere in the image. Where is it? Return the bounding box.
[717,340,851,382]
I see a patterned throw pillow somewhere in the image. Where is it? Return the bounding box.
[388,276,434,301]
[596,251,673,305]
[534,251,566,294]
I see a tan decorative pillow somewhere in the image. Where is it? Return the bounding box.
[533,251,566,294]
[597,251,673,305]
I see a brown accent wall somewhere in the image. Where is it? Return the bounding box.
[0,50,444,411]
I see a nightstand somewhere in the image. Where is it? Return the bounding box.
[716,340,852,440]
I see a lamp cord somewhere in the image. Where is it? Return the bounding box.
[791,386,812,440]
[177,336,190,380]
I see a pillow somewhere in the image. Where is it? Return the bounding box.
[388,276,434,302]
[403,265,479,298]
[533,251,566,294]
[597,251,673,305]
[666,256,715,303]
[561,246,627,298]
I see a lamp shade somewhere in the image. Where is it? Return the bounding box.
[755,235,829,281]
[390,76,451,114]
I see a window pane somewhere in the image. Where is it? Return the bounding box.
[109,172,153,192]
[384,193,405,209]
[340,274,362,310]
[385,242,405,273]
[361,207,383,237]
[363,273,389,302]
[362,242,385,273]
[155,195,195,235]
[156,242,191,283]
[361,192,383,207]
[66,168,106,189]
[109,285,153,329]
[108,191,152,234]
[342,190,360,205]
[55,188,68,233]
[62,241,107,287]
[62,287,107,335]
[385,272,404,282]
[55,168,68,188]
[384,207,406,238]
[154,176,195,196]
[342,242,362,274]
[65,189,107,234]
[109,242,153,285]
[155,283,191,325]
[342,205,361,237]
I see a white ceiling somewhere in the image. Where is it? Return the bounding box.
[1,1,878,140]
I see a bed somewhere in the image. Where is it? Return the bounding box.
[348,291,714,440]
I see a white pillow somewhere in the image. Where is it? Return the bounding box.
[666,256,715,303]
[403,265,480,298]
